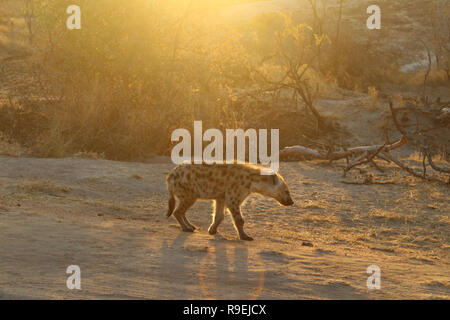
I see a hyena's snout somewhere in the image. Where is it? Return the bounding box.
[277,191,294,206]
[280,195,294,206]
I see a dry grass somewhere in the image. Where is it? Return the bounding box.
[368,208,409,223]
[74,151,105,160]
[366,86,383,112]
[0,133,27,157]
[404,151,424,161]
[301,200,328,210]
[300,213,338,225]
[438,215,450,225]
[19,180,72,194]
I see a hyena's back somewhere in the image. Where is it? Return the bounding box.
[166,163,257,205]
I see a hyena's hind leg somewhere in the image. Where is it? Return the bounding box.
[172,197,196,232]
[208,199,225,235]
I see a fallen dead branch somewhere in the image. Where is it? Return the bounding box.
[280,98,449,185]
[342,143,386,177]
[381,152,448,184]
[280,136,406,162]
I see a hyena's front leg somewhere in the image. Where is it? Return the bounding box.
[208,199,225,235]
[183,212,197,231]
[227,203,253,241]
[183,214,197,230]
[173,198,195,232]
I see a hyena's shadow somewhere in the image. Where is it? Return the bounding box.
[156,232,260,299]
[156,232,201,299]
[202,240,265,299]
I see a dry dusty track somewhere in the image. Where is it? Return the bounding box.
[0,156,448,299]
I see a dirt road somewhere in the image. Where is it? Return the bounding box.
[0,156,448,299]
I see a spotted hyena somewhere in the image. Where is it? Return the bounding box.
[166,162,294,241]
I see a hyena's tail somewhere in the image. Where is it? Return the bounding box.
[166,173,176,218]
[167,193,176,218]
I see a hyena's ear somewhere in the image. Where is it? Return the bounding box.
[262,174,278,185]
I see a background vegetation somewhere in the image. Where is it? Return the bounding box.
[0,0,449,160]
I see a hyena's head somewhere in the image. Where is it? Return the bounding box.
[252,171,294,207]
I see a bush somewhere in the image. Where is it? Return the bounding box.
[27,0,253,159]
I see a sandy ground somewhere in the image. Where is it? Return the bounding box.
[0,155,448,300]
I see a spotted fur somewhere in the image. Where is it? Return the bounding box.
[166,162,294,241]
